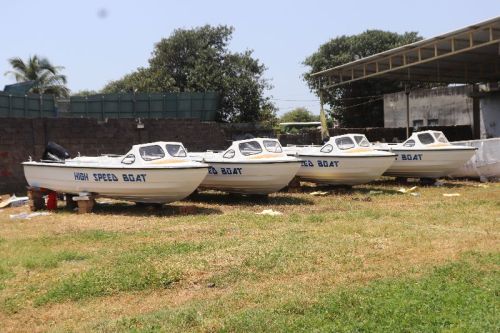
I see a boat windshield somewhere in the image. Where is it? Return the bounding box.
[263,140,283,153]
[320,144,333,153]
[139,145,165,161]
[354,135,370,147]
[433,132,449,143]
[403,139,415,147]
[417,133,435,145]
[166,144,187,157]
[335,136,355,150]
[121,154,136,164]
[239,141,263,156]
[223,149,235,159]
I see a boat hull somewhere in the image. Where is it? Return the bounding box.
[382,148,476,178]
[295,155,395,185]
[23,163,208,203]
[200,161,301,194]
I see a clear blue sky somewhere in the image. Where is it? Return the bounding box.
[1,0,498,115]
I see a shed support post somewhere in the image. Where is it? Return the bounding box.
[472,84,481,139]
[405,84,410,139]
[319,89,329,142]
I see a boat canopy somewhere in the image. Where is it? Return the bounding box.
[221,138,285,160]
[401,131,450,148]
[319,134,373,153]
[120,142,190,165]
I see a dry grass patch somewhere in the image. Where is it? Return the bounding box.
[0,180,498,332]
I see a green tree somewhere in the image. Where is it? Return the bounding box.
[71,89,99,97]
[280,107,319,123]
[304,30,422,127]
[102,67,175,94]
[103,25,276,123]
[4,55,69,97]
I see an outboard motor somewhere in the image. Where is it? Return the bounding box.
[42,142,71,162]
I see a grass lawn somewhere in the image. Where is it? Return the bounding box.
[0,180,498,332]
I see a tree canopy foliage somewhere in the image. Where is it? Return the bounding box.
[280,107,319,123]
[103,25,276,123]
[304,30,422,127]
[4,55,69,97]
[71,89,99,97]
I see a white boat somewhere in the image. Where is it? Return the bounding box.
[449,138,500,181]
[374,130,477,179]
[190,138,301,195]
[23,142,208,203]
[284,134,396,185]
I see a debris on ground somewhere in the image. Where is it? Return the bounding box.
[369,190,383,195]
[443,193,461,197]
[309,191,329,196]
[352,196,372,202]
[96,198,116,204]
[9,212,52,220]
[397,186,418,194]
[0,195,29,209]
[256,209,283,216]
[434,180,445,187]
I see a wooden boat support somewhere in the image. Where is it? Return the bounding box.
[27,186,93,213]
[72,193,96,214]
[286,176,302,193]
[27,186,46,211]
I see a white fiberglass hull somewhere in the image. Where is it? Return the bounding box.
[295,155,395,185]
[23,163,208,203]
[200,161,301,194]
[382,148,476,178]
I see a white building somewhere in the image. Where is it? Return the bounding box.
[384,84,500,139]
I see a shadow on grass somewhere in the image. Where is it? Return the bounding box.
[186,191,314,206]
[86,202,222,217]
[372,178,470,189]
[297,183,401,196]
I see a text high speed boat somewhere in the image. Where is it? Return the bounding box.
[23,142,208,203]
[374,130,477,179]
[190,138,301,195]
[284,134,396,185]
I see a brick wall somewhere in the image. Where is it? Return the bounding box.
[0,118,228,194]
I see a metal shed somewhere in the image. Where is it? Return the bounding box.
[311,16,500,139]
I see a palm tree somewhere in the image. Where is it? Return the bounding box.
[4,55,69,97]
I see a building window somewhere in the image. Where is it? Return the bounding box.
[428,119,439,126]
[413,119,424,129]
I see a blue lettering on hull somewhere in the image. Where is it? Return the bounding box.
[122,174,147,182]
[300,160,340,168]
[397,154,423,161]
[72,172,147,182]
[208,167,243,175]
[74,172,89,181]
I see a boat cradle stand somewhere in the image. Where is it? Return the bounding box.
[285,176,301,193]
[72,193,96,214]
[27,186,47,211]
[27,187,95,214]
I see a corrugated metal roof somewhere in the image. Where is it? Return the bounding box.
[312,16,500,88]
